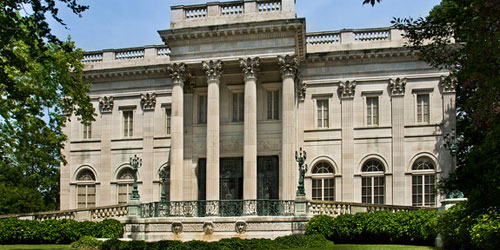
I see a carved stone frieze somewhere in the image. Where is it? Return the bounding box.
[440,75,456,93]
[257,139,281,152]
[221,139,243,153]
[202,60,223,82]
[171,221,183,234]
[239,57,260,80]
[203,221,214,235]
[235,220,247,234]
[140,93,156,111]
[278,55,299,78]
[167,63,190,86]
[297,80,307,101]
[99,96,114,113]
[389,77,407,96]
[338,80,356,99]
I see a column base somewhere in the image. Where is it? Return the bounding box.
[128,199,142,218]
[294,195,308,216]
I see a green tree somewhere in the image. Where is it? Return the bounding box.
[393,0,499,211]
[0,1,94,214]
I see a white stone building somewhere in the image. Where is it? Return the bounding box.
[60,0,455,213]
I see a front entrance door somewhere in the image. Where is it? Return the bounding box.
[220,158,243,216]
[257,156,279,200]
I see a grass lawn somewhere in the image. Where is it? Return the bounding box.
[294,245,437,250]
[0,246,72,250]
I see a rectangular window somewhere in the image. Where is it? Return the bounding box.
[366,97,379,126]
[412,174,436,206]
[312,179,322,201]
[199,95,207,124]
[165,108,171,135]
[417,94,430,123]
[77,184,95,208]
[317,99,329,128]
[123,111,133,137]
[83,123,92,139]
[118,184,132,204]
[232,92,244,122]
[267,90,280,120]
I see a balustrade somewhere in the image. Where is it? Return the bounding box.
[306,33,341,45]
[354,30,390,41]
[258,0,282,12]
[115,49,144,60]
[221,3,244,16]
[156,47,170,57]
[82,53,103,63]
[91,205,128,220]
[185,7,207,19]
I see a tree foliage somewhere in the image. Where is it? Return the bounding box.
[0,1,94,214]
[393,0,500,211]
[362,0,381,6]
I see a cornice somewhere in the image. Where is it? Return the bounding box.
[83,65,169,81]
[305,47,418,63]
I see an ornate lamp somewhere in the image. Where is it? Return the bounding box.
[443,129,464,199]
[159,166,169,202]
[130,155,142,200]
[295,147,308,197]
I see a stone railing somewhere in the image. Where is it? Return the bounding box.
[309,201,434,217]
[306,27,405,53]
[81,45,170,66]
[141,200,295,218]
[170,0,294,29]
[0,204,129,222]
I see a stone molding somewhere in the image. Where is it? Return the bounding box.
[140,93,156,111]
[202,60,223,82]
[389,77,407,96]
[239,57,260,80]
[99,96,114,113]
[338,80,356,99]
[278,55,299,78]
[440,75,456,93]
[167,63,190,87]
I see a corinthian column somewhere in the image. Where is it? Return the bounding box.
[389,77,406,205]
[240,57,260,203]
[278,55,298,200]
[202,60,223,201]
[339,80,356,202]
[167,63,189,201]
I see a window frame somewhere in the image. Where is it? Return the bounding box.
[315,98,329,129]
[76,169,96,209]
[266,89,280,120]
[82,123,92,139]
[412,88,433,125]
[122,110,134,137]
[411,157,437,207]
[116,168,134,205]
[361,159,385,205]
[198,94,208,124]
[311,162,335,201]
[232,92,244,122]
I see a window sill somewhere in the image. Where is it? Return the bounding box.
[111,138,143,142]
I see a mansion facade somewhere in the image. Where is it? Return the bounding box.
[60,0,455,211]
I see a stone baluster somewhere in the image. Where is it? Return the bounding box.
[167,63,190,201]
[278,55,299,200]
[202,60,223,203]
[240,57,260,210]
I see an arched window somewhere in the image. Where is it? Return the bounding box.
[311,162,335,201]
[412,157,436,206]
[117,168,134,204]
[361,159,385,204]
[76,169,96,208]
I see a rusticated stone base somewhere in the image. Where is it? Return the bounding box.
[120,216,310,242]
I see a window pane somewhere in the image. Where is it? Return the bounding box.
[267,91,272,119]
[233,93,238,122]
[324,178,335,201]
[412,175,423,206]
[239,93,244,121]
[312,179,322,200]
[274,91,279,120]
[166,109,171,135]
[362,177,372,203]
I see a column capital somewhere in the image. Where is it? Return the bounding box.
[440,75,456,93]
[338,80,356,99]
[202,60,223,82]
[167,63,190,86]
[389,77,407,96]
[140,93,156,111]
[99,96,114,114]
[239,57,260,80]
[278,55,299,78]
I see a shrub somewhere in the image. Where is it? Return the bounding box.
[306,209,437,245]
[70,236,100,250]
[436,203,475,250]
[0,218,123,245]
[469,209,500,250]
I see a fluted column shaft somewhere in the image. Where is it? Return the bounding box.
[171,79,184,201]
[203,60,223,201]
[240,57,260,201]
[279,55,298,200]
[167,63,189,202]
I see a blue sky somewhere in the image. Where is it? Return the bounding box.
[48,0,440,52]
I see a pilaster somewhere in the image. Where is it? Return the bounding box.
[167,63,190,201]
[240,57,260,202]
[278,55,298,200]
[141,93,156,202]
[202,60,223,201]
[389,77,407,205]
[98,96,113,207]
[339,81,356,202]
[440,75,456,176]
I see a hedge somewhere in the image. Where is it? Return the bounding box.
[306,210,437,245]
[98,234,333,250]
[0,218,123,244]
